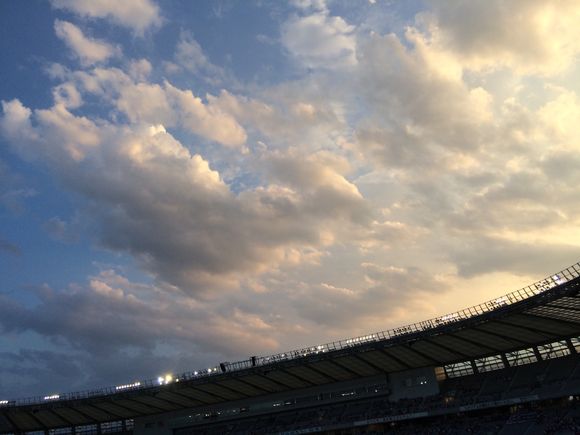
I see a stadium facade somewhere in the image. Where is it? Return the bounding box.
[2,262,580,434]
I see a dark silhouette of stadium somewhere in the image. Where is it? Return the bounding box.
[2,262,580,434]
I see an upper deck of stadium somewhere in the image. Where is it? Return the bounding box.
[2,262,580,434]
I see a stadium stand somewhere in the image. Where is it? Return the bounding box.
[1,262,580,434]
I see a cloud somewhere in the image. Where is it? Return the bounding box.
[354,31,492,169]
[174,32,228,84]
[280,263,448,331]
[424,0,580,75]
[448,236,580,278]
[0,159,36,214]
[51,0,162,36]
[54,20,120,66]
[62,66,247,147]
[0,270,280,357]
[0,97,374,293]
[281,11,357,68]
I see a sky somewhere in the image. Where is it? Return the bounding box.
[1,0,580,399]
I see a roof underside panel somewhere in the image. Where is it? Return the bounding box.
[452,328,518,352]
[285,365,333,385]
[74,405,118,421]
[91,402,136,419]
[333,356,381,377]
[527,306,580,325]
[409,339,461,363]
[476,322,548,344]
[545,296,580,310]
[216,379,267,397]
[6,412,40,432]
[356,350,407,372]
[307,360,357,381]
[385,345,437,367]
[33,410,68,428]
[173,387,221,404]
[0,415,14,432]
[113,399,159,414]
[263,370,311,389]
[509,313,580,336]
[131,395,182,412]
[52,407,94,426]
[237,374,287,393]
[194,383,245,401]
[156,391,202,408]
[428,334,489,358]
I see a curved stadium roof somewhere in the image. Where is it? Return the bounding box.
[2,262,580,433]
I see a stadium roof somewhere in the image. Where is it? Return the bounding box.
[2,262,580,433]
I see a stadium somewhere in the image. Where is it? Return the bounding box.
[2,262,580,435]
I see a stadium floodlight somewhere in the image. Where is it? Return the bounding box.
[0,400,8,405]
[43,395,60,401]
[194,371,198,375]
[157,377,164,385]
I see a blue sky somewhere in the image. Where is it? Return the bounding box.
[1,0,580,399]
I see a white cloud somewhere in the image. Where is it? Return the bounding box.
[174,32,227,83]
[282,11,357,69]
[51,0,162,36]
[54,20,120,66]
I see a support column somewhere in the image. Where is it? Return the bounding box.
[533,346,543,361]
[501,353,510,368]
[566,338,577,354]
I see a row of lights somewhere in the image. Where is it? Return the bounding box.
[115,382,141,391]
[0,400,8,405]
[43,395,60,401]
